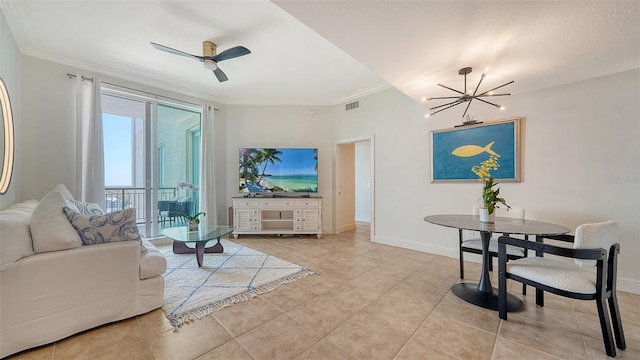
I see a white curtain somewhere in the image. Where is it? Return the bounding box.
[75,75,105,207]
[199,103,217,224]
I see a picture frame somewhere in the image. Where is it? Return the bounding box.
[430,117,521,182]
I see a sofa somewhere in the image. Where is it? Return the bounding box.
[0,186,167,358]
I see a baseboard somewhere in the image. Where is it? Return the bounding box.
[374,234,458,259]
[618,278,640,294]
[373,235,640,295]
[339,223,356,232]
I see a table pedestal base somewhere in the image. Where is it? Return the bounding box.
[172,239,223,267]
[452,283,523,312]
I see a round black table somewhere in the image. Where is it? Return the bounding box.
[424,214,570,311]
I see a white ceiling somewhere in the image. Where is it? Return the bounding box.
[2,0,639,112]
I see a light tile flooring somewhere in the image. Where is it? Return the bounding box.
[8,223,640,359]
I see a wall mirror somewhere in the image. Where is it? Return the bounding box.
[0,77,15,194]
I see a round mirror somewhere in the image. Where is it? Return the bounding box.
[0,77,15,194]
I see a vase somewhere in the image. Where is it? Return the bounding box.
[189,220,198,231]
[478,208,495,223]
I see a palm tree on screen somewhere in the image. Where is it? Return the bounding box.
[239,148,258,188]
[257,148,283,185]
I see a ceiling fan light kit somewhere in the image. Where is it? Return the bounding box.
[150,40,251,82]
[424,67,513,121]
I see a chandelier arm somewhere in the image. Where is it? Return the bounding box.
[429,99,461,111]
[476,81,514,96]
[437,83,465,95]
[471,73,486,96]
[476,93,511,97]
[428,102,464,116]
[475,97,501,108]
[462,99,474,118]
[428,96,463,100]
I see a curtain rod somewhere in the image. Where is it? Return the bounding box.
[66,73,93,82]
[66,72,218,111]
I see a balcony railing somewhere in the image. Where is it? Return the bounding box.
[104,187,178,223]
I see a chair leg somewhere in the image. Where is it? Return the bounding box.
[596,297,617,357]
[488,257,494,271]
[458,230,465,280]
[498,268,507,320]
[522,283,527,295]
[608,293,626,350]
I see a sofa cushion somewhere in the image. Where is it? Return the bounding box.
[54,183,105,216]
[30,191,83,253]
[0,200,39,270]
[139,239,167,279]
[63,207,146,252]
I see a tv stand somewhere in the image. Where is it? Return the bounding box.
[232,196,322,239]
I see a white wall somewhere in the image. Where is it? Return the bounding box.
[225,105,334,233]
[333,69,640,293]
[0,10,21,209]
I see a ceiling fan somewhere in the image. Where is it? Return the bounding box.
[151,41,251,82]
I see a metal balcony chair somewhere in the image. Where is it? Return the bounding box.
[498,220,626,357]
[158,197,192,226]
[459,206,528,294]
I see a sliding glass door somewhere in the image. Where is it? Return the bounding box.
[156,104,202,234]
[102,92,201,238]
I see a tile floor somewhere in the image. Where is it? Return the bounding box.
[7,223,639,360]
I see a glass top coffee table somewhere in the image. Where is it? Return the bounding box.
[162,225,234,267]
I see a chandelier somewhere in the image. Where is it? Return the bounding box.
[424,67,513,119]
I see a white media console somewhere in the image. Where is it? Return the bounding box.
[232,196,322,238]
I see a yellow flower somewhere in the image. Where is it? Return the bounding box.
[472,154,509,214]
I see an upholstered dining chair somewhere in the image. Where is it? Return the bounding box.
[459,206,528,293]
[497,220,626,357]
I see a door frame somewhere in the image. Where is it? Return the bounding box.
[334,135,375,242]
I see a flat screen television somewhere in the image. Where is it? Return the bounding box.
[239,147,318,193]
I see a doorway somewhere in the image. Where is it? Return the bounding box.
[335,137,374,241]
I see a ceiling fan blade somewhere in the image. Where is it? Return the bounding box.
[211,46,251,62]
[212,68,228,82]
[150,42,203,61]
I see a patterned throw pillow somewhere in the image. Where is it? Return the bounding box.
[54,184,105,216]
[63,206,146,252]
[73,201,105,216]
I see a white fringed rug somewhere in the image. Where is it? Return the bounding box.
[160,240,315,329]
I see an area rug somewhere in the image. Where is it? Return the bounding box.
[159,240,315,329]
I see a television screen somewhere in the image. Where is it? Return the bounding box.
[239,147,318,193]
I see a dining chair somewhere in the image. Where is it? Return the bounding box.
[497,220,626,357]
[459,206,528,293]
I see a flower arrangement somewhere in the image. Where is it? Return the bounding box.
[177,182,199,192]
[471,154,509,214]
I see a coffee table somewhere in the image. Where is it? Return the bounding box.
[162,225,235,267]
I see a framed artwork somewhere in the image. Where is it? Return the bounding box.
[430,118,521,182]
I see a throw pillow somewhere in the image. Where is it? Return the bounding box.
[54,183,105,216]
[63,207,146,252]
[30,190,83,253]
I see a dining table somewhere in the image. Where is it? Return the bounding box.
[424,214,570,312]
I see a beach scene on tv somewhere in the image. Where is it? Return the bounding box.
[239,148,318,193]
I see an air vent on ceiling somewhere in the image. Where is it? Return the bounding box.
[345,101,359,111]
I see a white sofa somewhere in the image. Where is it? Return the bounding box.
[0,194,167,358]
